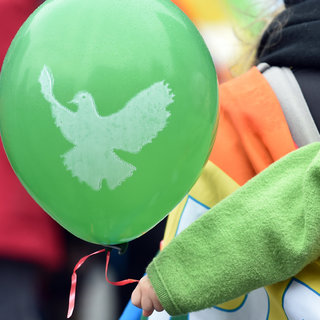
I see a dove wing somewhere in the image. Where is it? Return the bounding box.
[39,66,77,144]
[103,81,174,153]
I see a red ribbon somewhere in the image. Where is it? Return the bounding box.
[67,248,139,318]
[105,250,139,286]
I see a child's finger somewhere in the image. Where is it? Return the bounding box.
[131,285,142,309]
[141,296,154,317]
[153,299,164,312]
[143,309,154,317]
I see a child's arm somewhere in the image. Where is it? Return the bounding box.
[133,142,320,316]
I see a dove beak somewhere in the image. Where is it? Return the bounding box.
[69,98,78,105]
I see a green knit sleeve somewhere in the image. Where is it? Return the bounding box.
[147,142,320,316]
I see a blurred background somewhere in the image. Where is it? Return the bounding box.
[0,0,283,319]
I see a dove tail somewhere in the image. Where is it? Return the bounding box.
[39,65,56,104]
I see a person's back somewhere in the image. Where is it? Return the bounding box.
[129,0,320,318]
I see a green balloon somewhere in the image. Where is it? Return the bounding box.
[0,0,218,245]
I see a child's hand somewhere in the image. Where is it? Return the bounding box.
[131,275,164,317]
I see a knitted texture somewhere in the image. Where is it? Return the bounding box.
[147,142,320,315]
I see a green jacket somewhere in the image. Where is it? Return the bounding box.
[147,142,320,316]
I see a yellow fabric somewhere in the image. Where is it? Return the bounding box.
[162,161,238,248]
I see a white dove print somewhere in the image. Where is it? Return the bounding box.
[38,65,174,190]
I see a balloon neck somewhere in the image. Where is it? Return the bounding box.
[105,242,128,255]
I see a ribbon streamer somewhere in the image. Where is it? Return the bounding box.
[67,248,139,318]
[105,250,139,286]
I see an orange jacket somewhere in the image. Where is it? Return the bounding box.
[210,66,297,185]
